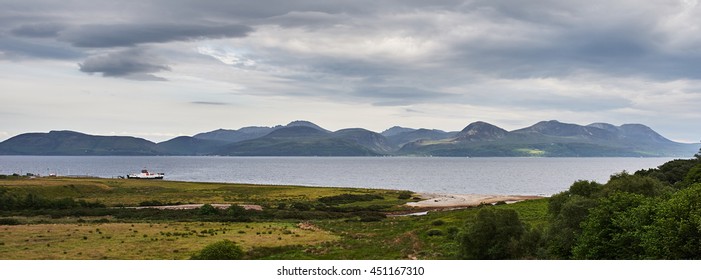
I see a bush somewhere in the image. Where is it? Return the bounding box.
[190,240,244,260]
[446,227,460,240]
[431,219,445,226]
[226,205,247,216]
[0,218,21,225]
[398,191,413,199]
[359,216,383,222]
[317,194,384,205]
[198,204,219,215]
[291,202,312,211]
[358,211,386,222]
[139,200,165,206]
[426,229,443,237]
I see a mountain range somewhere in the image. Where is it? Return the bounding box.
[0,120,698,157]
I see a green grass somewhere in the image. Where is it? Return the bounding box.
[0,176,549,260]
[0,222,337,260]
[0,177,410,207]
[514,148,546,156]
[241,200,550,260]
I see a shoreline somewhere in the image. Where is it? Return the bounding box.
[406,193,544,208]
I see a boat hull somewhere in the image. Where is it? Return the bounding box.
[126,175,164,179]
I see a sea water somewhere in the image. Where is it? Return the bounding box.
[0,156,675,195]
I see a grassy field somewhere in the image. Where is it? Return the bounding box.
[0,177,410,207]
[0,222,337,260]
[0,176,549,260]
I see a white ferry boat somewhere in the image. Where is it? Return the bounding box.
[126,169,164,179]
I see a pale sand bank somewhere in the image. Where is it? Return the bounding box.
[126,204,263,211]
[406,193,543,208]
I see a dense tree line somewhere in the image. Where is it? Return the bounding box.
[460,150,701,259]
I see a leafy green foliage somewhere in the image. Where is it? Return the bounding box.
[226,205,247,216]
[572,192,655,259]
[0,187,105,210]
[546,194,597,258]
[635,158,699,187]
[198,204,219,215]
[190,240,244,260]
[458,208,525,259]
[644,184,701,259]
[397,191,413,199]
[544,155,701,259]
[681,165,701,187]
[603,172,672,197]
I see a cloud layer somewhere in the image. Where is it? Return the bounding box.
[78,48,171,80]
[1,0,701,142]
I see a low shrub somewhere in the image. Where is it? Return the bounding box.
[398,191,413,199]
[190,240,244,260]
[139,200,165,206]
[0,218,21,225]
[426,229,444,237]
[198,204,219,215]
[317,194,384,205]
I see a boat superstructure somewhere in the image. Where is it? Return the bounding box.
[126,169,164,179]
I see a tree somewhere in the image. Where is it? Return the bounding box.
[603,172,671,197]
[573,192,655,259]
[459,208,525,259]
[546,194,597,259]
[636,158,700,187]
[568,180,603,198]
[198,203,219,215]
[644,184,701,259]
[680,165,701,188]
[190,240,244,260]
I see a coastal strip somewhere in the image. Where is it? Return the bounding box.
[407,193,543,208]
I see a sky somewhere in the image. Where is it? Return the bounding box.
[1,0,701,143]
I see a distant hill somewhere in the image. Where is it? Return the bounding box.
[285,120,330,132]
[381,126,416,137]
[400,120,699,157]
[216,124,380,156]
[193,127,276,143]
[156,136,229,156]
[1,120,698,157]
[332,128,396,154]
[455,121,510,142]
[384,128,456,148]
[0,130,161,155]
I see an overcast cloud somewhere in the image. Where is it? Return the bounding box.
[1,0,700,143]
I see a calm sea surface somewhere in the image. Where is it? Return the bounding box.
[0,156,676,196]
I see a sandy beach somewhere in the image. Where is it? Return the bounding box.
[406,193,543,208]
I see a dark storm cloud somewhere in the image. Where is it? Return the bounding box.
[60,23,253,48]
[78,48,170,80]
[11,23,66,38]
